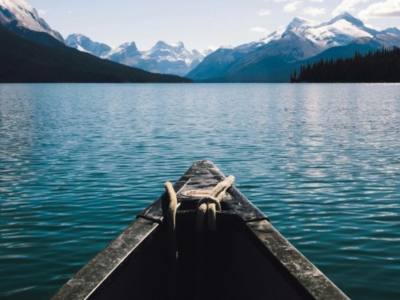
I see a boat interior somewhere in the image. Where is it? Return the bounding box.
[51,161,348,300]
[88,212,315,300]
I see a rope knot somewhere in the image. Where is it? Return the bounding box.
[195,175,235,231]
[197,196,222,212]
[163,175,235,233]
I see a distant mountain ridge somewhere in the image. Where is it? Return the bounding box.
[0,23,192,83]
[0,0,192,83]
[66,34,111,57]
[187,13,400,82]
[66,34,212,77]
[4,0,400,83]
[0,0,209,77]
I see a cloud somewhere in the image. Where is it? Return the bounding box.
[38,9,50,17]
[358,0,400,19]
[303,7,326,16]
[284,1,303,12]
[258,9,271,17]
[250,26,271,34]
[332,0,368,16]
[259,9,271,16]
[311,0,324,2]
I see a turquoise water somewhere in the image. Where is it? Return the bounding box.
[0,83,399,299]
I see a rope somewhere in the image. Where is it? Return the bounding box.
[162,176,234,299]
[196,175,235,231]
[163,175,235,236]
[164,182,178,259]
[163,182,178,300]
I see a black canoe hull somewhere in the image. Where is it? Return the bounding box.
[51,161,349,300]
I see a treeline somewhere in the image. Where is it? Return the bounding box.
[291,47,400,83]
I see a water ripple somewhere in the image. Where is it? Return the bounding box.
[0,83,399,299]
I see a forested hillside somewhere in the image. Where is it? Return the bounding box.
[291,47,400,83]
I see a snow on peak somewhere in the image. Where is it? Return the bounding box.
[0,0,64,42]
[66,33,84,44]
[170,41,184,48]
[260,31,282,45]
[153,40,185,50]
[284,13,373,50]
[0,0,34,12]
[66,34,208,76]
[286,17,321,30]
[66,33,112,57]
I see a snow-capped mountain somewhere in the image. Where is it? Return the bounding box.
[0,0,63,42]
[66,34,110,56]
[187,13,400,82]
[245,12,379,63]
[104,42,154,72]
[66,34,210,77]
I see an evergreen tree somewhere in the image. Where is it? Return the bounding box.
[291,47,400,83]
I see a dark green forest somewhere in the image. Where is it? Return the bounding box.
[291,47,400,83]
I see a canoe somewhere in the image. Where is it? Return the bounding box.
[51,160,349,300]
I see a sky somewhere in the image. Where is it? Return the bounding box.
[28,0,400,51]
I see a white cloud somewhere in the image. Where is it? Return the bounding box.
[38,9,50,17]
[250,26,271,34]
[332,0,368,16]
[303,6,326,16]
[259,9,271,16]
[284,1,303,12]
[311,0,324,2]
[358,0,400,20]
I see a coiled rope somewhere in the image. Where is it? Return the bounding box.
[163,176,234,299]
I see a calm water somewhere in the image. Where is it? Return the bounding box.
[0,83,399,299]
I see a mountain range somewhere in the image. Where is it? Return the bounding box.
[1,0,400,83]
[187,13,400,82]
[0,0,191,83]
[66,34,211,77]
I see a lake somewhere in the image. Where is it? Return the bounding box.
[0,83,399,299]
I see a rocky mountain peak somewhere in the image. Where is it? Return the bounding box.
[0,0,64,42]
